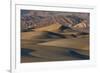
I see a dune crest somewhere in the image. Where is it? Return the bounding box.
[33,23,61,32]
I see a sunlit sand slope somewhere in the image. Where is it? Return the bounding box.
[38,38,89,50]
[34,23,61,32]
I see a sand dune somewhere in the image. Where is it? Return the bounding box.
[21,44,89,63]
[38,38,89,50]
[21,30,89,63]
[33,23,61,32]
[22,31,66,40]
[21,15,90,62]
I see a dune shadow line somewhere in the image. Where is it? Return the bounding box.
[66,49,89,59]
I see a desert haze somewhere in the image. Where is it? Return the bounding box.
[21,10,89,63]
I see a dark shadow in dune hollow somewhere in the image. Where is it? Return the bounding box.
[59,25,73,32]
[21,48,37,57]
[65,49,89,59]
[45,31,66,38]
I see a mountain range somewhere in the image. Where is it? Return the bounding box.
[21,10,89,33]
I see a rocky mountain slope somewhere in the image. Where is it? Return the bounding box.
[21,10,89,33]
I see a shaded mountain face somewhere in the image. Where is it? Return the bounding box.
[21,10,89,33]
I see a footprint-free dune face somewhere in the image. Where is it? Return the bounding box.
[21,10,90,63]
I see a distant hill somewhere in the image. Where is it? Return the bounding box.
[21,10,89,33]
